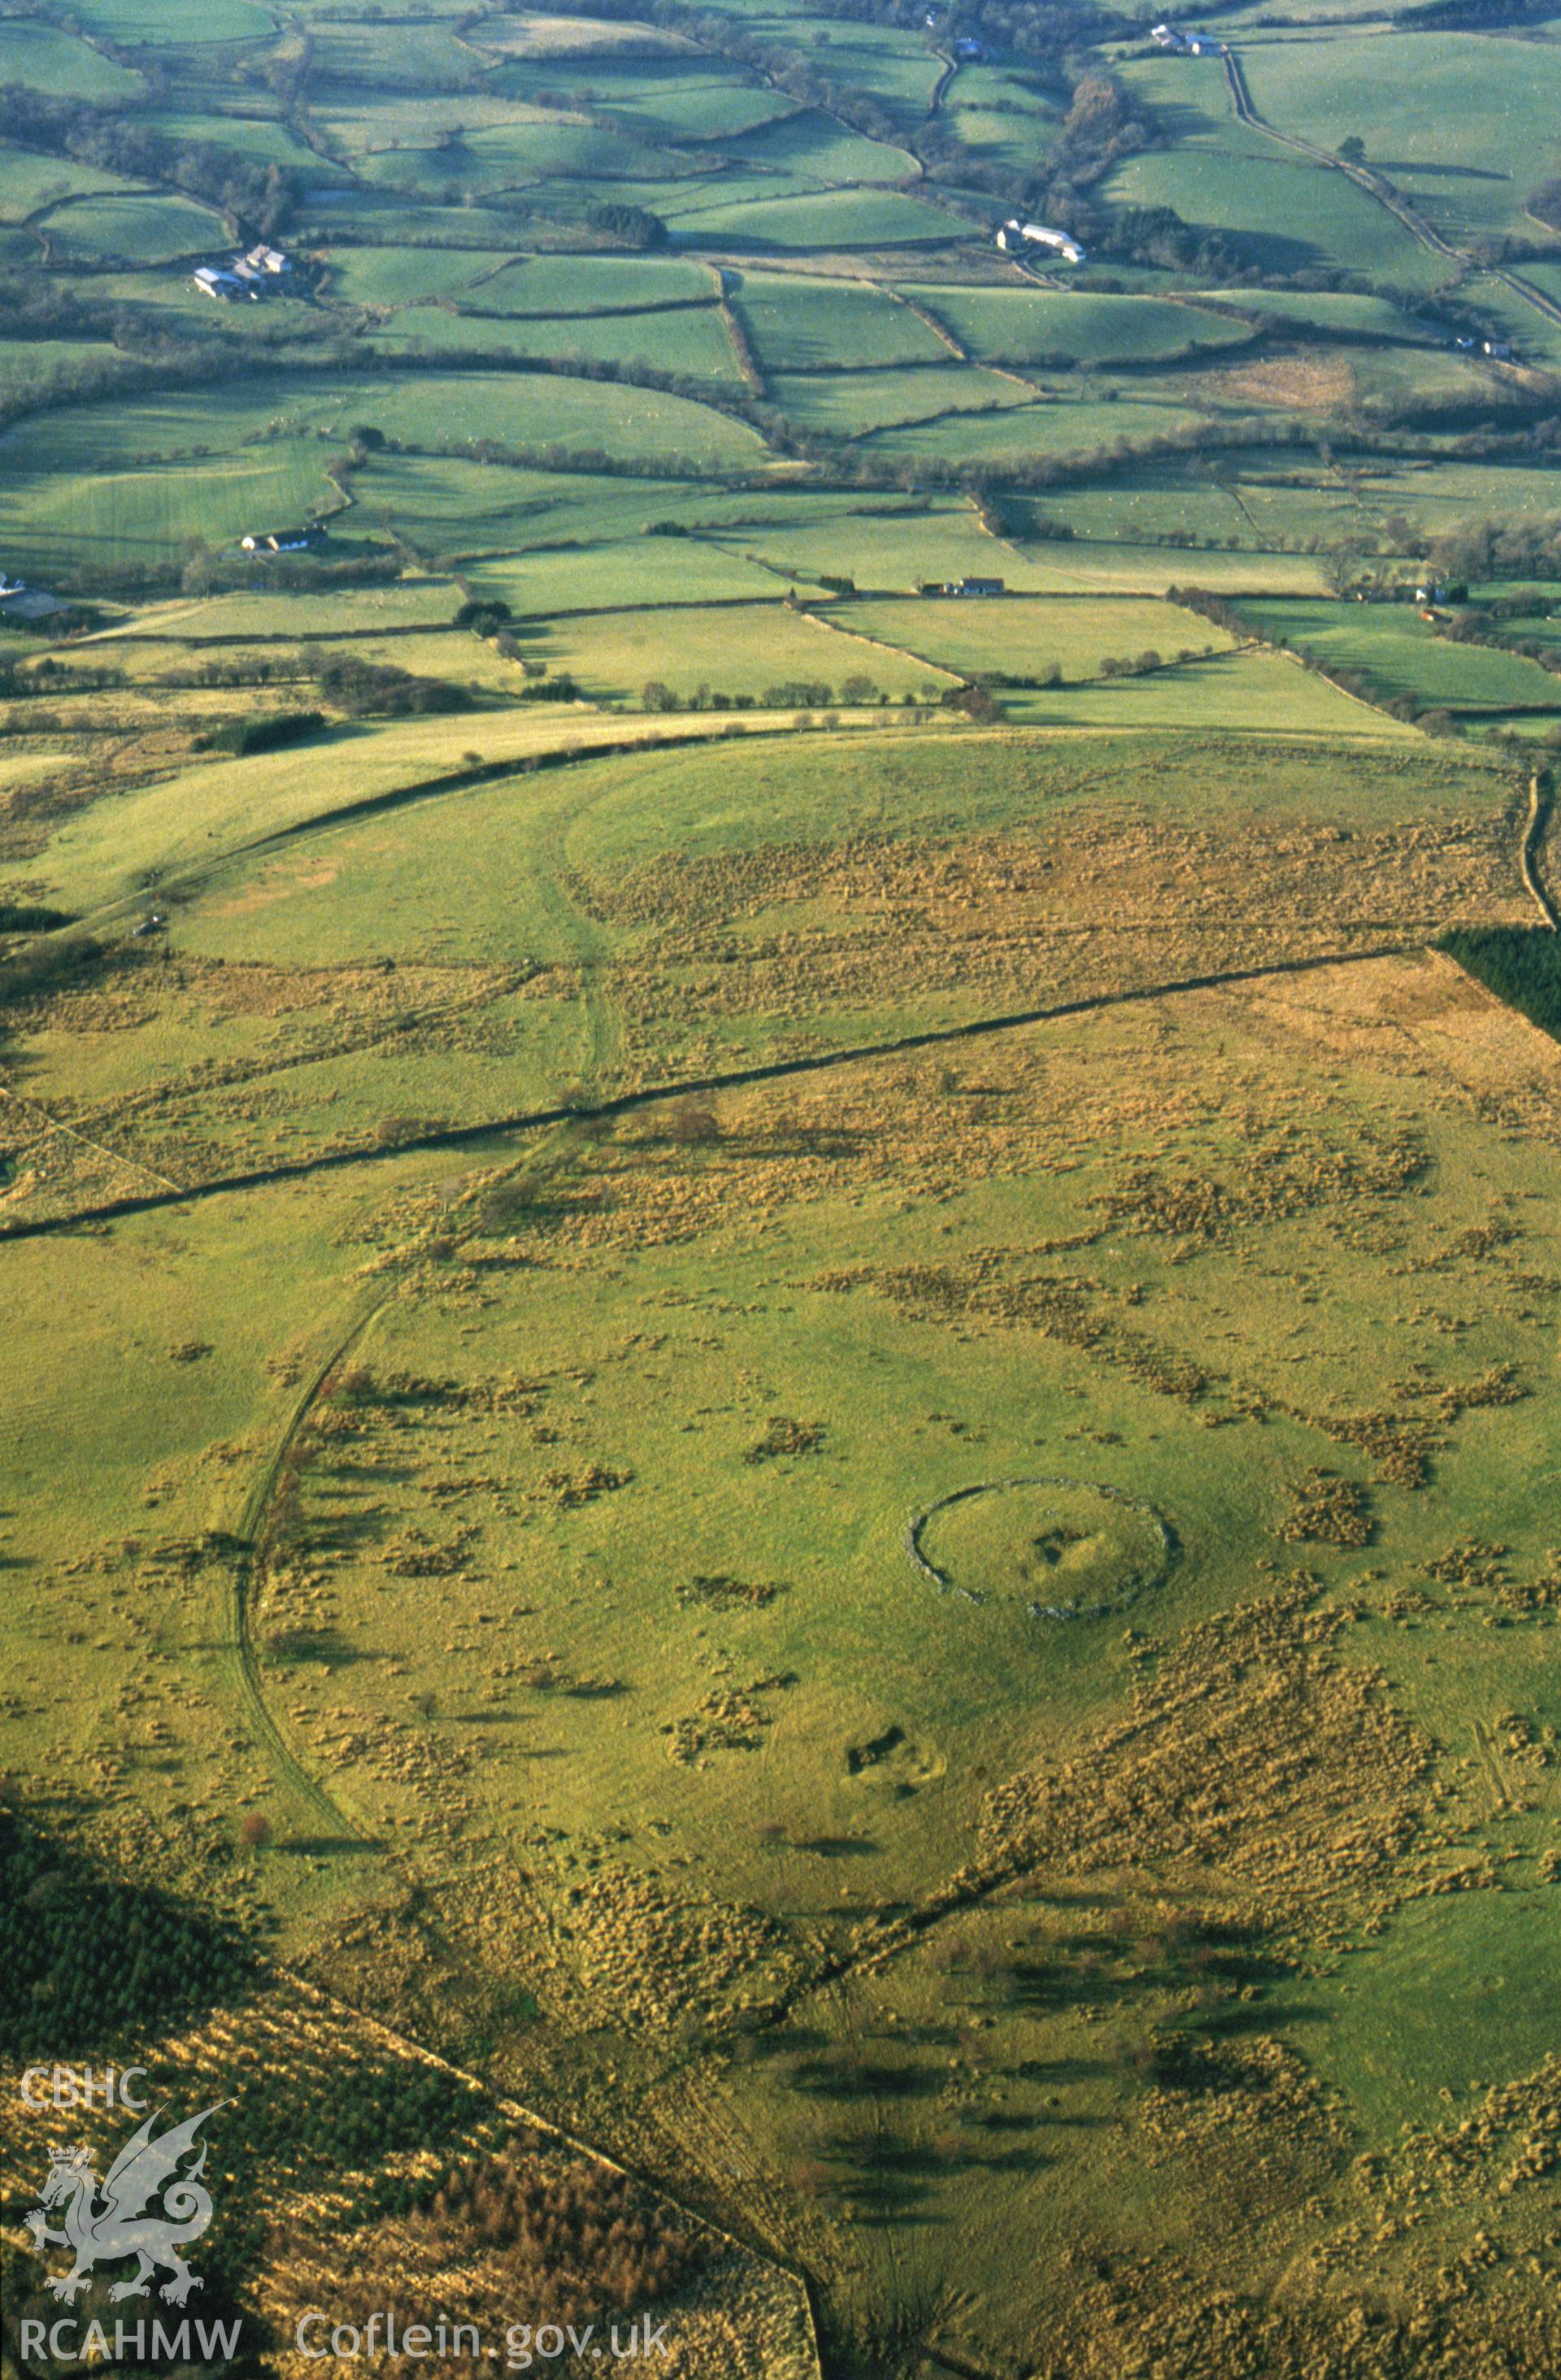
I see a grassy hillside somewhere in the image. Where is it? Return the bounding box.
[5,0,1561,2372]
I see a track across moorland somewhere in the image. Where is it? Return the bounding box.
[224,1303,389,1843]
[1521,772,1559,929]
[221,1115,588,1849]
[0,941,1417,1243]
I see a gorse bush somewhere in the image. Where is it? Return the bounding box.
[200,710,326,755]
[0,903,73,931]
[422,2145,707,2326]
[0,933,104,1007]
[317,657,470,716]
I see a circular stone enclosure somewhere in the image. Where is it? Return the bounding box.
[910,1475,1173,1620]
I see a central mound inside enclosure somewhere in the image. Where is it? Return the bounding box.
[910,1475,1174,1620]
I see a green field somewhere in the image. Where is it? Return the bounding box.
[526,600,944,703]
[0,445,338,577]
[0,143,146,220]
[74,0,277,38]
[371,300,745,381]
[44,190,228,263]
[734,271,950,371]
[769,362,1031,436]
[721,106,920,185]
[1239,598,1561,715]
[322,246,518,307]
[835,591,1238,679]
[1185,288,1438,340]
[1106,145,1449,288]
[473,253,717,315]
[0,17,144,96]
[144,110,323,172]
[308,20,494,89]
[466,539,808,611]
[668,185,966,248]
[1241,32,1561,248]
[902,285,1253,366]
[355,370,767,463]
[863,393,1202,460]
[942,61,1059,173]
[350,454,741,559]
[581,72,799,145]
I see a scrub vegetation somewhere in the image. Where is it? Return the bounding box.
[3,0,1561,2373]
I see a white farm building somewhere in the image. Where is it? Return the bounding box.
[1150,23,1223,52]
[997,220,1086,263]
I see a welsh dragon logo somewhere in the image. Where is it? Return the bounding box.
[24,2104,227,2307]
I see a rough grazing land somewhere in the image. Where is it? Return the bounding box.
[3,0,1561,2369]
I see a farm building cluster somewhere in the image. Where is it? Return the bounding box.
[1150,22,1226,53]
[923,12,985,50]
[193,246,294,302]
[995,220,1086,263]
[240,525,328,555]
[0,572,67,621]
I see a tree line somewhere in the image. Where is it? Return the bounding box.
[1427,512,1561,584]
[0,85,299,237]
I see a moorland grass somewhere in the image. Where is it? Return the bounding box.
[6,0,1561,2365]
[11,963,1557,2377]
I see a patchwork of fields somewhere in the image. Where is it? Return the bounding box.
[2,0,1561,2374]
